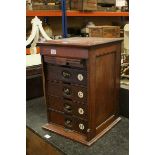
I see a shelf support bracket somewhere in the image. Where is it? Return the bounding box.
[61,0,68,38]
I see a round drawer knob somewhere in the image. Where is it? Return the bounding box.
[79,123,85,130]
[78,108,84,115]
[77,74,83,81]
[78,91,83,98]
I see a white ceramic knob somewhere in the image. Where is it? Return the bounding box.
[77,74,84,81]
[79,123,85,130]
[78,91,84,98]
[78,108,84,115]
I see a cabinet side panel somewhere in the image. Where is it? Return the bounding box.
[95,52,116,127]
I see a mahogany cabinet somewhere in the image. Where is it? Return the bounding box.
[38,37,123,146]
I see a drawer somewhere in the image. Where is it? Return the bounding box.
[44,56,87,68]
[64,115,88,134]
[47,96,88,120]
[47,82,87,103]
[47,110,88,134]
[45,65,87,85]
[47,96,64,112]
[47,110,64,127]
[64,100,88,120]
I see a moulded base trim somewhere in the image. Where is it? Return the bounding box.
[42,117,121,146]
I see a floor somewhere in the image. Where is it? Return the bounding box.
[26,97,129,155]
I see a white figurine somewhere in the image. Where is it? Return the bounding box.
[26,16,52,67]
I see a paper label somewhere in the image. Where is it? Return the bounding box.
[51,49,56,55]
[44,134,51,139]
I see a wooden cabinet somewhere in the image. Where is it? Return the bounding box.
[26,65,44,100]
[39,37,123,146]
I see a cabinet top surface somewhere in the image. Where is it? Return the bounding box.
[38,37,123,47]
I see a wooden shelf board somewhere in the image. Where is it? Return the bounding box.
[26,10,129,17]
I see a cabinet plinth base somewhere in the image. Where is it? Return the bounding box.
[42,117,121,146]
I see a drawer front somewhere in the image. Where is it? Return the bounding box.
[47,96,64,112]
[47,82,87,103]
[64,115,88,134]
[64,100,88,119]
[44,56,87,69]
[47,110,88,134]
[74,117,88,134]
[40,46,88,59]
[47,110,64,126]
[45,65,87,85]
[47,96,88,120]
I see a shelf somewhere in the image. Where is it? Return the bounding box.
[26,48,40,55]
[26,10,129,17]
[67,11,129,17]
[26,10,62,17]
